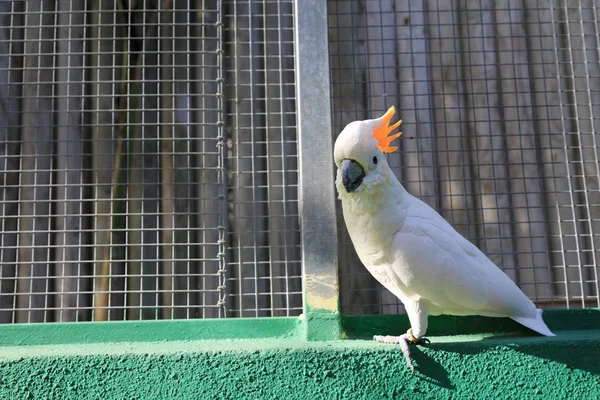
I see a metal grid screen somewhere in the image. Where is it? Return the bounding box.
[330,0,600,315]
[0,0,301,323]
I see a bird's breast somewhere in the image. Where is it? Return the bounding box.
[343,212,395,257]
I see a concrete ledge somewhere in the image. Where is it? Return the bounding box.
[1,329,599,399]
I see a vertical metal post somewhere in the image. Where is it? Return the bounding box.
[294,0,341,340]
[215,1,228,318]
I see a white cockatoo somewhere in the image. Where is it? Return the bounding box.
[334,106,555,371]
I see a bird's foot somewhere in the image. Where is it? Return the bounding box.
[373,329,430,373]
[411,337,431,346]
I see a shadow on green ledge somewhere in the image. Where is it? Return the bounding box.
[343,308,600,390]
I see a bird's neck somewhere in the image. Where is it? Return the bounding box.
[337,166,409,258]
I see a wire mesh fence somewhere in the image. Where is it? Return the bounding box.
[330,0,600,315]
[0,0,301,323]
[1,0,599,326]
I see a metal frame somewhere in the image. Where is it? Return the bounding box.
[0,0,340,341]
[294,0,341,340]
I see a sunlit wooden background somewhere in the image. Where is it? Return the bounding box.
[330,0,600,314]
[0,0,599,323]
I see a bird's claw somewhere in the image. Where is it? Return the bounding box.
[413,337,430,345]
[373,332,430,347]
[373,332,430,373]
[406,328,430,346]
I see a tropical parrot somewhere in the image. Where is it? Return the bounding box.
[334,106,555,371]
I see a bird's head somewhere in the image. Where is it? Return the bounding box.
[334,106,402,195]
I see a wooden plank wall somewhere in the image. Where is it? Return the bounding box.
[329,0,600,314]
[0,0,302,322]
[0,0,599,321]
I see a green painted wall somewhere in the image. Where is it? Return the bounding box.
[1,333,599,399]
[1,311,599,399]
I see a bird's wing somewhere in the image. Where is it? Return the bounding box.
[387,198,536,318]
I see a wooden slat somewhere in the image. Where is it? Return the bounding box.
[328,0,368,130]
[395,0,438,208]
[363,0,405,314]
[17,0,56,323]
[194,4,220,319]
[127,122,143,320]
[524,0,581,303]
[224,0,270,317]
[55,0,90,322]
[460,0,519,281]
[364,0,400,124]
[426,0,477,241]
[168,3,198,319]
[1,0,598,320]
[0,0,23,324]
[495,0,552,299]
[329,0,380,315]
[124,7,155,322]
[90,0,127,321]
[263,0,301,316]
[562,0,600,306]
[138,15,162,320]
[159,4,176,320]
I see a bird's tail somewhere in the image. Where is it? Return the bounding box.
[510,309,555,337]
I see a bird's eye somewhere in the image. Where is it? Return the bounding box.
[372,156,378,165]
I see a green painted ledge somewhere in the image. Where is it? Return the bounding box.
[0,317,302,346]
[0,310,599,399]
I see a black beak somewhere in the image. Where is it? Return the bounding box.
[341,159,365,193]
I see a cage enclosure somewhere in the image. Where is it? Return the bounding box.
[0,0,599,333]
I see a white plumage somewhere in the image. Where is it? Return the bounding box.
[334,107,555,351]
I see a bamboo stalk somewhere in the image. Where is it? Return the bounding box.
[125,2,142,317]
[93,129,125,321]
[91,0,128,321]
[127,98,142,320]
[95,0,171,321]
[137,9,162,320]
[95,2,164,321]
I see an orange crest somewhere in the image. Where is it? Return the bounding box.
[372,106,403,153]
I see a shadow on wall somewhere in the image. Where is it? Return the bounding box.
[345,309,600,389]
[410,329,600,391]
